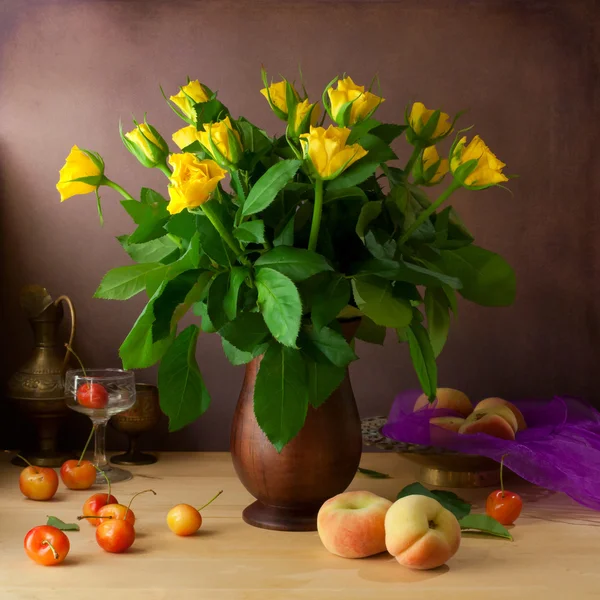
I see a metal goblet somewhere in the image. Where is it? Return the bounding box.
[110,383,160,466]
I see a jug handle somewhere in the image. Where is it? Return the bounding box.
[54,295,77,374]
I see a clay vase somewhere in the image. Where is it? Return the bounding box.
[230,320,362,532]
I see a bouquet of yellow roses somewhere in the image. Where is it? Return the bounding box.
[58,69,514,451]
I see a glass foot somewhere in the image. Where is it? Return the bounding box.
[95,464,132,484]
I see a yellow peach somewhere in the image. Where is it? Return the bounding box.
[458,412,515,440]
[317,491,392,559]
[474,397,527,431]
[413,388,472,417]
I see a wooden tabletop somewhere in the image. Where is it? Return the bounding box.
[1,452,599,600]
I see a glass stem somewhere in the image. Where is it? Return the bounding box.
[92,419,109,470]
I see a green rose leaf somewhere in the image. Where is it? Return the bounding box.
[166,210,197,243]
[355,258,462,289]
[424,287,451,358]
[255,246,333,282]
[357,467,391,479]
[356,201,383,241]
[459,514,513,540]
[234,220,266,244]
[255,268,302,347]
[94,263,164,301]
[253,343,309,452]
[119,235,178,264]
[206,272,230,331]
[305,357,345,408]
[397,483,471,520]
[438,245,515,306]
[355,316,387,345]
[119,281,174,369]
[46,516,80,531]
[310,273,351,332]
[158,325,211,432]
[221,338,268,366]
[196,210,236,267]
[352,276,412,328]
[219,312,271,352]
[406,321,437,399]
[242,159,302,216]
[302,325,357,369]
[223,266,250,321]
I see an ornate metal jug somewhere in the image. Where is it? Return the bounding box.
[7,286,76,467]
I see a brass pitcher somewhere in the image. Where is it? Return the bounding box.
[7,285,76,467]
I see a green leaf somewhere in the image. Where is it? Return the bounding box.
[152,270,206,342]
[242,159,302,216]
[120,235,178,264]
[46,516,80,531]
[223,266,249,321]
[253,343,309,452]
[234,220,265,244]
[356,201,382,241]
[355,258,462,289]
[424,288,451,357]
[219,312,270,352]
[158,325,211,432]
[396,483,471,520]
[438,246,515,307]
[221,338,267,366]
[196,212,235,267]
[406,322,437,399]
[140,187,168,207]
[119,281,174,369]
[207,272,229,331]
[305,357,345,408]
[324,186,368,205]
[357,467,391,479]
[352,276,412,328]
[256,268,302,347]
[369,123,407,144]
[94,263,163,300]
[166,210,197,243]
[355,316,387,345]
[302,325,357,368]
[256,246,333,282]
[122,192,169,245]
[311,274,351,331]
[273,214,295,247]
[459,514,513,540]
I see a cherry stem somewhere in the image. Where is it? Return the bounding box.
[15,454,38,473]
[196,490,223,512]
[78,425,95,467]
[41,539,59,560]
[125,489,156,520]
[500,453,508,498]
[77,515,113,520]
[65,343,87,377]
[93,466,111,502]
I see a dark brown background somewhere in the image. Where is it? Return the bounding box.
[1,0,599,452]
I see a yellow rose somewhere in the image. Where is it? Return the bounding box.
[450,135,508,188]
[123,122,168,168]
[289,99,320,137]
[167,153,227,215]
[408,102,452,144]
[299,125,367,180]
[415,145,449,185]
[170,80,210,121]
[327,76,384,126]
[56,145,105,201]
[260,80,300,119]
[197,116,243,167]
[172,125,201,150]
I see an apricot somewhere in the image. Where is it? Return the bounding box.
[413,388,472,417]
[458,412,515,440]
[474,398,527,431]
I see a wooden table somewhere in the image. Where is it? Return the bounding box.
[1,452,599,599]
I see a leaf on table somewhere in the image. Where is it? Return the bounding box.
[46,516,80,531]
[459,514,513,540]
[357,467,391,479]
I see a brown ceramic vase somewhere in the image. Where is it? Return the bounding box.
[230,320,363,532]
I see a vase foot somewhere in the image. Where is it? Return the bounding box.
[111,451,157,466]
[242,501,319,531]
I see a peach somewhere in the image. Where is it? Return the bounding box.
[385,495,461,570]
[317,491,392,558]
[413,388,472,417]
[458,412,515,440]
[474,397,527,431]
[429,417,465,446]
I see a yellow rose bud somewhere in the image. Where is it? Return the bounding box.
[289,99,320,137]
[197,116,243,168]
[450,135,508,189]
[414,145,449,186]
[170,80,210,121]
[56,145,105,201]
[172,125,201,150]
[327,76,384,126]
[123,122,169,168]
[407,102,452,145]
[167,153,227,215]
[260,80,300,120]
[299,125,367,180]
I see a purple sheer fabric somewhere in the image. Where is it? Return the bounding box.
[382,391,600,509]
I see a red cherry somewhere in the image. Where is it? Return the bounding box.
[486,490,523,525]
[77,383,108,409]
[24,526,70,566]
